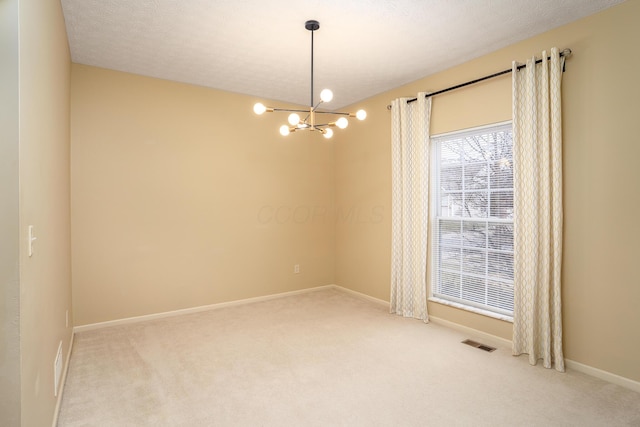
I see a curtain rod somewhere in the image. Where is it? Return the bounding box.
[387,48,572,109]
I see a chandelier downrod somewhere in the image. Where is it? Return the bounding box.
[252,19,367,139]
[307,20,318,108]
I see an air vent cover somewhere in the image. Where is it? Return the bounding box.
[462,339,496,352]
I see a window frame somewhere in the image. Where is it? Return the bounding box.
[429,121,514,322]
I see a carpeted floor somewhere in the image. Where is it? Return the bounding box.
[57,288,640,426]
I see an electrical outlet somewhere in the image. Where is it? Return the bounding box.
[294,264,300,274]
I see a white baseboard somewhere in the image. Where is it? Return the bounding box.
[73,285,335,333]
[428,315,513,349]
[332,287,509,351]
[71,284,640,394]
[52,330,74,427]
[331,285,390,308]
[426,314,640,393]
[564,358,640,393]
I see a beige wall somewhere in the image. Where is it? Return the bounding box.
[18,0,73,425]
[71,65,335,326]
[335,1,640,382]
[0,0,21,424]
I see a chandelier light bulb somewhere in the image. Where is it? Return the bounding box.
[336,117,349,129]
[288,113,300,126]
[323,128,334,139]
[253,103,267,115]
[356,109,367,120]
[279,125,291,136]
[320,89,333,103]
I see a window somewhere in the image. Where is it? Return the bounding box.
[431,123,514,317]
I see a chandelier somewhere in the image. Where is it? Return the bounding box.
[253,20,366,139]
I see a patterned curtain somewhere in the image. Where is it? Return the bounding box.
[390,93,431,321]
[512,48,565,371]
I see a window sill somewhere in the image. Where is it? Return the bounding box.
[428,297,514,323]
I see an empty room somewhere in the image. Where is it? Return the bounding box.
[2,0,639,426]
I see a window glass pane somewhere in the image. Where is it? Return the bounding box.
[463,135,492,162]
[441,141,463,165]
[489,191,513,219]
[439,220,461,246]
[439,271,461,299]
[462,248,486,275]
[462,221,486,248]
[487,252,513,280]
[440,246,461,271]
[441,165,462,191]
[488,223,513,251]
[490,161,513,189]
[461,275,486,305]
[495,131,513,162]
[464,192,488,218]
[487,280,514,312]
[441,193,463,217]
[464,162,488,190]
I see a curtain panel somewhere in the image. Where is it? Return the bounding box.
[512,48,565,371]
[390,93,432,321]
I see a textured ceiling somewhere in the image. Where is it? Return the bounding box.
[61,0,624,110]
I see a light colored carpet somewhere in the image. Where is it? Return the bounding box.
[57,288,640,426]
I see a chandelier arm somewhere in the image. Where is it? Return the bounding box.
[314,111,350,115]
[272,108,311,113]
[311,101,324,113]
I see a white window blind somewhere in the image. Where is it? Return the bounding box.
[431,123,514,316]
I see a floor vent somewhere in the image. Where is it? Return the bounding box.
[462,339,496,352]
